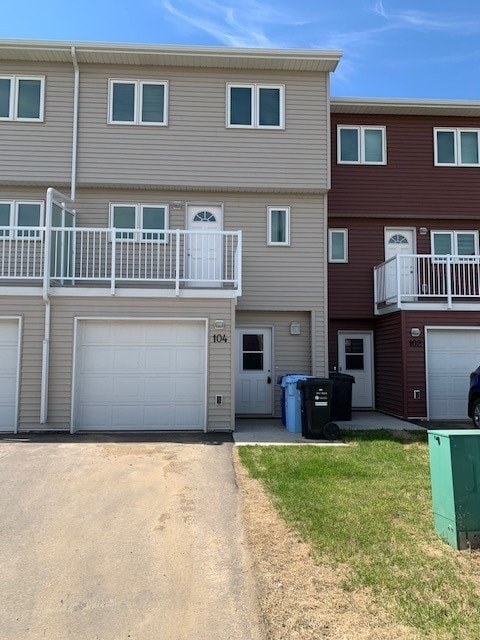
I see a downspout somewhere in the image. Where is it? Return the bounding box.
[40,188,53,423]
[70,46,79,201]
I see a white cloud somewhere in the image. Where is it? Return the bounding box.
[372,2,480,34]
[159,0,309,47]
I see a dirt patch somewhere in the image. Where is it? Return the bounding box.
[234,449,421,640]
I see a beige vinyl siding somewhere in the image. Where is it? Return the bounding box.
[236,310,311,417]
[77,66,328,191]
[0,61,73,185]
[0,297,44,429]
[48,297,234,431]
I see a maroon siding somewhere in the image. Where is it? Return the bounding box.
[330,113,480,217]
[375,312,405,417]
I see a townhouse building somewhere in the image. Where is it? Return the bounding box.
[328,97,480,420]
[0,40,340,432]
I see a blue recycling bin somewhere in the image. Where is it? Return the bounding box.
[280,374,313,433]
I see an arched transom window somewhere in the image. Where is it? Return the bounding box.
[193,210,216,222]
[388,234,409,245]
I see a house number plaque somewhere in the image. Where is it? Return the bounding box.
[213,334,228,343]
[409,339,422,348]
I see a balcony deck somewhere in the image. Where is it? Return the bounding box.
[374,254,480,314]
[0,226,242,298]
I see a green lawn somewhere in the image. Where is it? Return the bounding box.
[238,431,480,639]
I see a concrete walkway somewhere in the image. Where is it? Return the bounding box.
[0,437,263,640]
[234,411,423,445]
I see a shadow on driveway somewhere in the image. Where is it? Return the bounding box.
[0,431,234,445]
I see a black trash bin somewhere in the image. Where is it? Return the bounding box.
[329,372,355,421]
[297,378,340,441]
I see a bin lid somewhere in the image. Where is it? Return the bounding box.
[280,374,313,387]
[297,377,334,388]
[329,372,355,382]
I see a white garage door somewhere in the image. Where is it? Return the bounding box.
[0,319,19,432]
[427,329,480,419]
[75,320,206,430]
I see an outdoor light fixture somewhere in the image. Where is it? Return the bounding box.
[419,227,428,235]
[410,328,421,337]
[290,322,301,335]
[214,320,225,329]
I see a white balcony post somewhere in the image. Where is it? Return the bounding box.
[446,254,452,309]
[43,189,53,295]
[175,229,180,296]
[396,254,401,308]
[236,230,242,296]
[110,229,116,295]
[373,266,378,314]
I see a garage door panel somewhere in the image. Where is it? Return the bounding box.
[75,320,206,430]
[113,349,144,371]
[0,320,19,432]
[145,349,174,372]
[80,347,113,373]
[175,347,204,372]
[82,323,113,345]
[0,348,18,375]
[428,329,480,419]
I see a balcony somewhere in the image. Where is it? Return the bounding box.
[374,254,480,314]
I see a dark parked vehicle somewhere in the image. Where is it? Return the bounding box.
[468,366,480,428]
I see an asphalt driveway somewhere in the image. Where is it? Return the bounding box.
[0,435,264,640]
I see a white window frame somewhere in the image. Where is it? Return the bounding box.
[227,83,285,129]
[337,125,387,165]
[328,228,348,263]
[108,79,168,126]
[267,206,290,246]
[434,128,480,167]
[0,75,45,122]
[0,200,44,238]
[431,230,479,261]
[109,203,170,242]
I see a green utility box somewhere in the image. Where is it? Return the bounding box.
[428,430,480,550]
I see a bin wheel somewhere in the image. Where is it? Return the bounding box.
[322,422,340,441]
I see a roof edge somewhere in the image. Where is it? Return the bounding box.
[331,96,480,116]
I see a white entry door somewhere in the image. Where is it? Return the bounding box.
[338,332,374,408]
[384,228,416,299]
[186,204,223,287]
[235,328,273,414]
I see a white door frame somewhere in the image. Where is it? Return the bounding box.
[338,330,375,408]
[235,325,275,416]
[71,317,209,433]
[0,316,22,434]
[425,325,480,420]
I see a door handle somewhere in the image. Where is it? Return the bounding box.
[267,376,272,384]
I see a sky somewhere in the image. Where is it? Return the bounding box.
[1,0,480,99]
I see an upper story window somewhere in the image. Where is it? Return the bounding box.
[337,125,386,165]
[328,229,348,263]
[227,84,285,129]
[0,200,44,237]
[0,76,45,121]
[267,206,290,245]
[108,80,168,126]
[434,128,480,166]
[431,230,478,256]
[109,203,169,241]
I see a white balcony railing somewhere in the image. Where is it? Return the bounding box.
[0,225,242,295]
[374,254,480,311]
